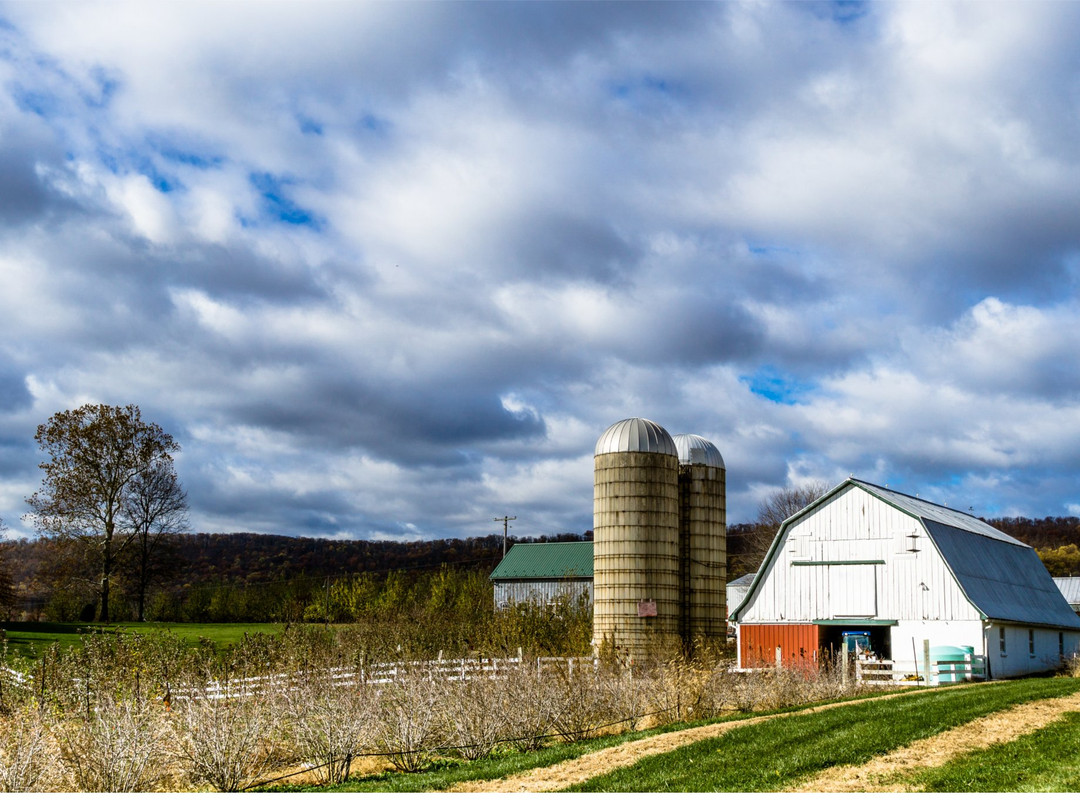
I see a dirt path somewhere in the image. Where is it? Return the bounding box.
[789,689,1080,793]
[445,688,920,793]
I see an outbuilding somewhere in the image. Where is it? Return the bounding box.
[730,478,1080,681]
[489,541,593,610]
[726,573,755,619]
[1056,577,1080,615]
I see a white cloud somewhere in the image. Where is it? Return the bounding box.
[3,2,1080,540]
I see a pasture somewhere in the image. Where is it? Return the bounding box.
[0,621,282,658]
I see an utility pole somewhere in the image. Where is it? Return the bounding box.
[494,515,517,558]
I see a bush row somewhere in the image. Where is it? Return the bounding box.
[0,627,866,792]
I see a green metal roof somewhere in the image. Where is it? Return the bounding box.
[489,542,594,581]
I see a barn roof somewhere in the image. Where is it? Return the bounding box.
[731,478,1080,630]
[1056,577,1080,610]
[489,542,594,581]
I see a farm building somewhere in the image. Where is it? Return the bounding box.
[730,478,1080,680]
[489,542,593,610]
[592,419,727,656]
[1056,577,1080,614]
[726,573,755,619]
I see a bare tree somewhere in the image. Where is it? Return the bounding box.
[26,404,184,622]
[0,520,16,620]
[125,459,188,621]
[743,481,830,573]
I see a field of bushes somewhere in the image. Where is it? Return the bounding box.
[0,622,866,792]
[4,620,1080,793]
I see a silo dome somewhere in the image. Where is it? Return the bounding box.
[673,434,725,469]
[595,418,677,457]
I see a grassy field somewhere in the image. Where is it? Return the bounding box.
[0,621,283,658]
[566,678,1080,792]
[276,678,1080,794]
[902,709,1080,792]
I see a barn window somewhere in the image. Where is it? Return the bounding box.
[999,627,1007,656]
[1028,629,1035,657]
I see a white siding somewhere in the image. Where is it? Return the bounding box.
[493,580,592,610]
[739,487,982,624]
[990,624,1080,678]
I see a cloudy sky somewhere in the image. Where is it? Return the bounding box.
[3,1,1080,542]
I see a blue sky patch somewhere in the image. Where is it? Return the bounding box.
[249,172,321,229]
[741,366,818,405]
[297,114,323,136]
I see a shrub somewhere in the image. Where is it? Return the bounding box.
[282,669,375,784]
[56,696,173,792]
[0,707,59,792]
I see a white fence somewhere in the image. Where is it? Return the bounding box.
[1,652,600,704]
[856,655,987,686]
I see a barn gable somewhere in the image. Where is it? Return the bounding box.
[731,478,1080,632]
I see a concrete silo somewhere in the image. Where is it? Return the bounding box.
[593,418,681,656]
[673,433,727,644]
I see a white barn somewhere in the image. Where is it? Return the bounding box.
[730,478,1080,681]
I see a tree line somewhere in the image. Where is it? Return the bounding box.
[3,404,1079,625]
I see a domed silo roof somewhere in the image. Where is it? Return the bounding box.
[672,433,725,469]
[595,418,677,456]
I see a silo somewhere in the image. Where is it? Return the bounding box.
[593,418,681,656]
[673,433,727,645]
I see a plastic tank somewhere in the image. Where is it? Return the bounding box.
[593,418,681,657]
[931,645,976,684]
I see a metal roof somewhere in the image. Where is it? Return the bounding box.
[852,480,1024,546]
[731,478,1080,630]
[928,521,1080,628]
[673,433,725,469]
[1055,577,1080,608]
[489,542,594,581]
[594,418,677,456]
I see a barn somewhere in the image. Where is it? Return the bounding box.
[730,478,1080,680]
[726,573,754,619]
[489,542,593,610]
[1056,577,1080,615]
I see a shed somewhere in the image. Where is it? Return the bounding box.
[1056,578,1080,614]
[731,478,1080,680]
[726,573,755,618]
[489,542,594,610]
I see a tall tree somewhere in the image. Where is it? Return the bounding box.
[0,518,16,619]
[742,481,830,574]
[125,457,189,621]
[26,404,184,622]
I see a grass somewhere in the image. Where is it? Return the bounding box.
[270,686,975,793]
[269,730,673,793]
[565,678,1080,792]
[900,709,1080,792]
[0,621,283,658]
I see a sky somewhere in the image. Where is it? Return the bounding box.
[3,1,1080,543]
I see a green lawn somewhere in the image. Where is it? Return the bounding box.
[566,678,1080,792]
[0,621,283,658]
[900,709,1080,792]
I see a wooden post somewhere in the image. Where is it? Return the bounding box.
[923,640,932,687]
[841,644,849,686]
[775,646,782,669]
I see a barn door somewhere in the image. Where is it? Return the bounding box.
[829,564,877,618]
